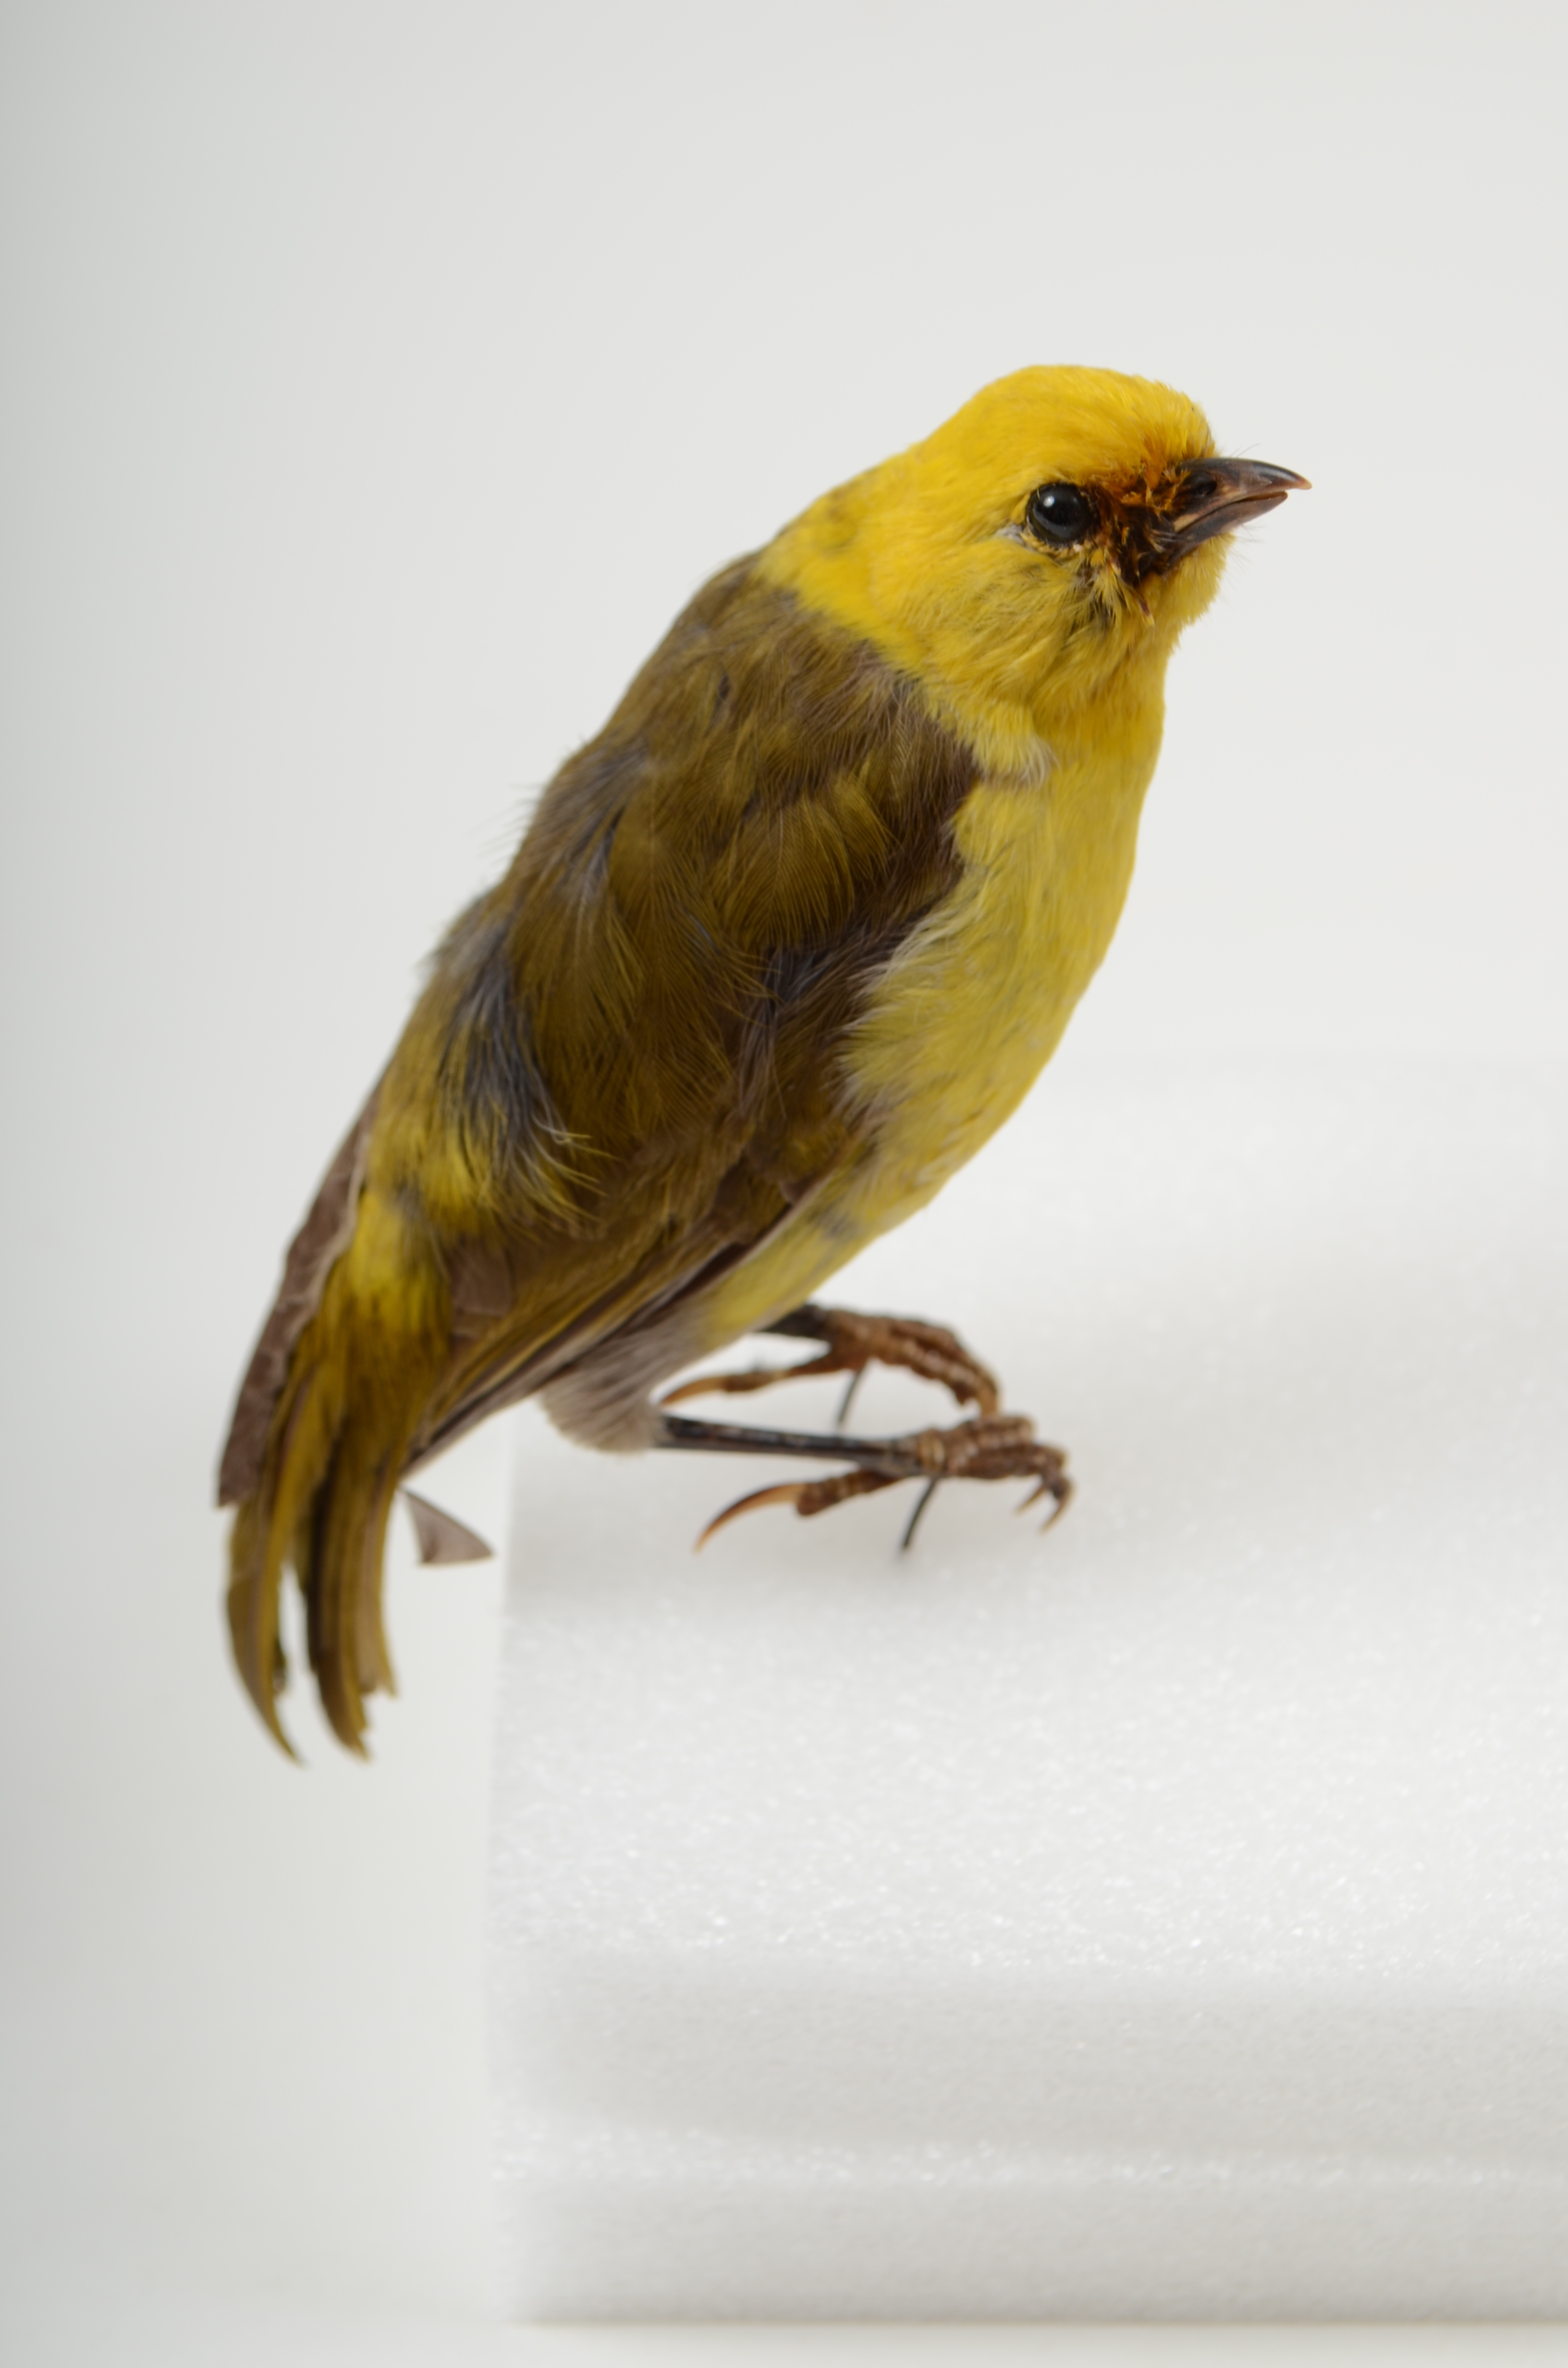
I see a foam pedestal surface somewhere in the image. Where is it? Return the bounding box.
[489,1058,1568,2320]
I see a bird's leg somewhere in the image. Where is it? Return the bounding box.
[655,1408,1071,1551]
[661,1301,1000,1431]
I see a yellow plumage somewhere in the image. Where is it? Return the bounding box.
[221,364,1304,1753]
[703,370,1235,1340]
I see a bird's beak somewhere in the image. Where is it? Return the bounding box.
[1169,457,1311,549]
[1119,457,1310,582]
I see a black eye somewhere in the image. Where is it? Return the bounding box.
[1024,482,1097,548]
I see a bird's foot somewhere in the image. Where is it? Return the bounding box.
[655,1408,1071,1553]
[660,1300,1000,1430]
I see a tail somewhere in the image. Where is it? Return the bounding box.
[220,1112,448,1754]
[225,1336,403,1756]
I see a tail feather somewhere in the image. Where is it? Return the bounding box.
[306,1432,399,1751]
[224,1212,446,1753]
[227,1381,411,1755]
[226,1492,291,1754]
[227,1357,344,1751]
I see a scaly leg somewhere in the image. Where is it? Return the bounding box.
[655,1407,1072,1553]
[662,1301,1001,1430]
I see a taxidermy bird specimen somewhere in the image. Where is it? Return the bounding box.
[220,365,1306,1754]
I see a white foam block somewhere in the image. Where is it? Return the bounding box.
[488,1056,1568,2320]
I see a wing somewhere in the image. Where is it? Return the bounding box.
[403,556,983,1453]
[222,555,978,1749]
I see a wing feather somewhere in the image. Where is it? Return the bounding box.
[217,1088,380,1508]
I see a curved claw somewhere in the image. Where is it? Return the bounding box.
[695,1480,813,1548]
[696,1462,899,1549]
[1017,1470,1074,1529]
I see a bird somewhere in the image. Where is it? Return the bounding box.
[219,364,1306,1755]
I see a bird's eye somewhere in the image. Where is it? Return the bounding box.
[1024,483,1097,548]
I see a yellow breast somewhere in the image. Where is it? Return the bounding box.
[704,692,1163,1345]
[846,719,1158,1213]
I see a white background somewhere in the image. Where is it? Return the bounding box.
[3,0,1566,2359]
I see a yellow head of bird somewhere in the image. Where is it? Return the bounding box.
[764,364,1306,775]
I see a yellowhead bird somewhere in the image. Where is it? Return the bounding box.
[220,365,1306,1754]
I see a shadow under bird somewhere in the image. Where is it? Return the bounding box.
[219,364,1307,1754]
